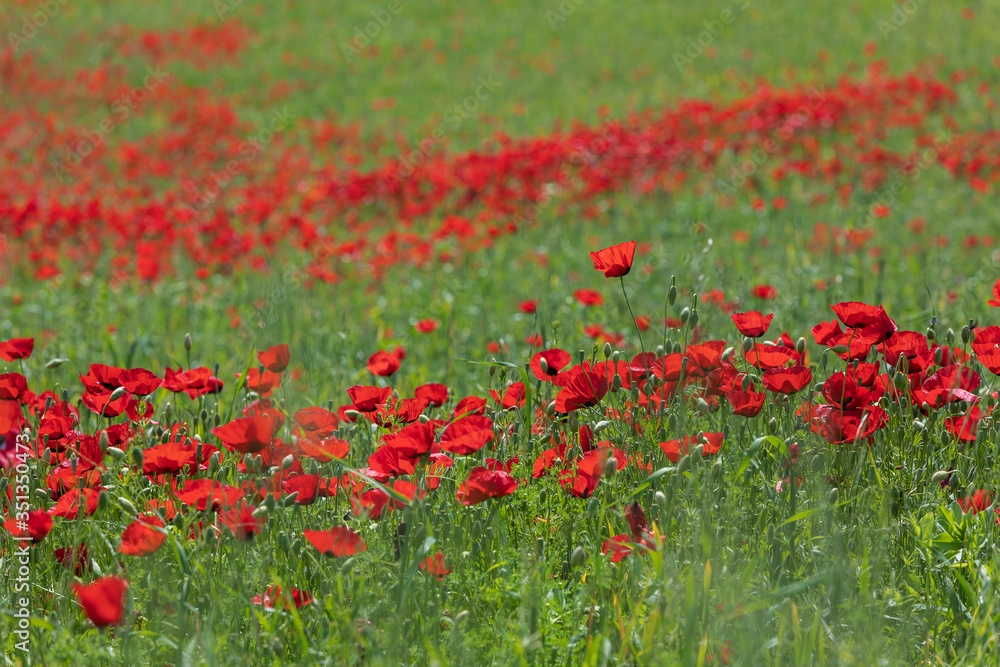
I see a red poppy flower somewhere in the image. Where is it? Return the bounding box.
[686,341,727,376]
[212,416,276,454]
[0,373,28,401]
[55,543,89,576]
[762,365,812,394]
[367,350,400,376]
[574,289,604,307]
[530,349,572,382]
[554,371,609,413]
[453,395,487,418]
[725,386,765,417]
[752,284,777,300]
[3,510,53,543]
[415,383,448,407]
[946,405,984,443]
[439,415,495,455]
[519,300,538,314]
[142,438,216,477]
[420,552,452,580]
[811,319,844,346]
[744,345,795,370]
[822,372,874,409]
[238,367,282,395]
[625,501,647,539]
[731,311,774,338]
[304,526,367,557]
[348,385,393,412]
[660,432,724,463]
[175,479,244,511]
[163,366,223,398]
[414,319,438,333]
[219,502,265,540]
[253,586,314,610]
[958,490,993,514]
[456,466,518,505]
[258,344,290,373]
[491,382,526,410]
[913,365,980,408]
[119,515,167,556]
[294,407,339,437]
[602,535,634,562]
[72,577,129,627]
[118,368,162,396]
[0,337,34,362]
[810,405,888,444]
[382,421,436,457]
[49,488,102,519]
[990,279,1000,308]
[831,302,889,329]
[590,241,637,278]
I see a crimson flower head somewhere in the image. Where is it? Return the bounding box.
[518,300,538,314]
[762,365,812,394]
[119,515,167,556]
[257,344,290,373]
[590,241,637,278]
[0,373,28,401]
[304,526,366,557]
[211,416,276,454]
[731,311,773,338]
[456,466,518,505]
[367,350,400,377]
[752,284,777,300]
[414,319,438,333]
[574,289,604,307]
[989,278,1000,308]
[72,576,129,628]
[0,337,34,362]
[3,510,53,543]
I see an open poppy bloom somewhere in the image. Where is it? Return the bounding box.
[258,344,291,373]
[420,552,452,579]
[4,510,53,543]
[590,241,637,278]
[731,311,773,338]
[762,365,812,394]
[118,368,162,396]
[367,350,400,376]
[456,466,518,505]
[119,515,167,556]
[0,337,34,362]
[414,383,448,407]
[990,279,1000,308]
[72,576,129,628]
[253,586,314,610]
[726,386,765,417]
[304,526,367,557]
[0,373,28,401]
[660,432,724,463]
[554,371,609,413]
[212,416,276,454]
[348,385,393,412]
[414,319,438,333]
[574,289,604,306]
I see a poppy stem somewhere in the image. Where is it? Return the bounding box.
[619,276,647,367]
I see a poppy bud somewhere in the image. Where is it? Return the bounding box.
[243,453,254,471]
[577,350,586,366]
[680,307,690,325]
[934,347,944,366]
[106,446,124,460]
[961,325,971,343]
[96,491,109,513]
[570,546,587,568]
[254,454,264,473]
[668,276,677,305]
[689,309,699,327]
[41,448,52,465]
[418,414,430,423]
[34,488,48,504]
[594,420,611,435]
[603,342,612,359]
[742,338,754,354]
[766,524,775,543]
[184,333,192,351]
[722,346,734,361]
[161,430,170,444]
[893,372,907,392]
[200,409,209,424]
[283,492,299,507]
[344,409,362,420]
[252,505,268,518]
[926,327,935,341]
[930,470,950,484]
[612,374,622,392]
[810,453,825,472]
[696,398,709,415]
[768,418,777,434]
[677,455,691,474]
[604,458,617,477]
[99,432,110,453]
[489,364,497,378]
[654,490,667,514]
[539,357,549,374]
[472,520,482,541]
[641,381,654,396]
[164,402,173,422]
[45,358,65,369]
[214,413,221,427]
[712,460,722,479]
[946,328,955,345]
[545,400,556,416]
[948,474,960,490]
[130,447,143,469]
[828,488,839,504]
[655,344,665,356]
[109,387,126,403]
[831,345,848,354]
[209,452,221,475]
[742,375,752,392]
[281,454,295,470]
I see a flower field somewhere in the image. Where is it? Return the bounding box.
[3,0,1000,664]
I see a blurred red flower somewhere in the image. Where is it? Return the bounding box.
[72,576,129,628]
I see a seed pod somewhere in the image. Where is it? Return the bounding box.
[961,325,971,343]
[742,375,752,392]
[742,338,754,354]
[45,358,65,369]
[796,337,807,355]
[106,446,125,460]
[117,497,137,515]
[604,342,612,359]
[722,346,734,361]
[184,333,192,351]
[926,327,936,341]
[689,309,699,327]
[281,454,295,470]
[930,470,950,484]
[612,374,622,391]
[680,307,690,325]
[668,277,677,306]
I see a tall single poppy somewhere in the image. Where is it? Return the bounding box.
[589,241,637,278]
